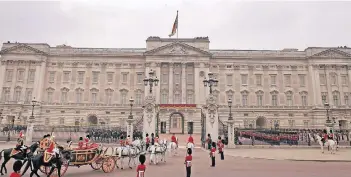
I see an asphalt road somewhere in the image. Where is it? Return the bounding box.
[1,148,350,177]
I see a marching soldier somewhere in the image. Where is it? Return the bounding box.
[151,133,155,146]
[217,136,224,160]
[145,133,150,151]
[210,142,216,167]
[136,154,146,177]
[184,148,192,177]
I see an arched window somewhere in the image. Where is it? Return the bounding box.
[241,90,249,106]
[285,91,293,106]
[332,91,340,106]
[270,90,279,106]
[256,90,264,106]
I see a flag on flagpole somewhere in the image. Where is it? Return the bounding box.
[169,11,178,37]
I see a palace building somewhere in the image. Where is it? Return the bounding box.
[0,37,351,135]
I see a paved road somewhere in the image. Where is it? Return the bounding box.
[0,147,350,177]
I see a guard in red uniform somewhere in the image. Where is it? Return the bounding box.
[84,135,90,149]
[10,160,23,177]
[145,133,150,150]
[78,137,84,149]
[45,137,55,155]
[210,142,216,167]
[15,131,25,153]
[171,133,178,147]
[126,135,131,146]
[184,148,192,177]
[188,134,194,144]
[120,136,125,146]
[217,136,224,160]
[136,154,146,177]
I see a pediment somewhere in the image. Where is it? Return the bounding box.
[310,49,351,59]
[144,42,211,57]
[0,44,47,55]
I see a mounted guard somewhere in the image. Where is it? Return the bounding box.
[15,131,25,154]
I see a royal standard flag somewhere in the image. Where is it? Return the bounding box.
[168,11,178,37]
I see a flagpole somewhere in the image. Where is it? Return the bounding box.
[176,10,179,39]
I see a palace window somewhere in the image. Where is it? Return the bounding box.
[63,71,70,83]
[256,90,264,106]
[241,91,249,106]
[256,74,262,86]
[285,91,293,106]
[135,92,142,105]
[61,90,68,103]
[345,93,350,106]
[270,75,276,85]
[284,74,291,87]
[321,92,328,104]
[137,73,143,84]
[161,93,168,104]
[92,72,99,84]
[174,92,181,104]
[6,70,13,82]
[107,72,114,83]
[1,87,10,102]
[91,93,97,103]
[288,119,295,128]
[120,90,128,104]
[333,91,340,106]
[175,73,180,84]
[76,91,82,103]
[341,75,348,85]
[47,91,53,103]
[122,73,128,83]
[49,72,55,83]
[17,69,24,82]
[25,88,33,103]
[187,93,194,104]
[77,72,85,84]
[187,74,193,85]
[303,120,309,128]
[271,91,278,106]
[105,90,113,104]
[299,74,305,87]
[226,75,233,86]
[241,74,248,85]
[319,74,326,85]
[14,87,22,102]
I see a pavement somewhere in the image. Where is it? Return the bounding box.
[223,148,351,162]
[0,147,350,177]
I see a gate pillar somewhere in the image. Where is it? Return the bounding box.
[143,95,157,138]
[227,119,235,148]
[25,116,35,145]
[203,95,219,142]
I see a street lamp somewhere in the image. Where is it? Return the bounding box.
[143,69,159,94]
[228,99,233,120]
[128,97,134,119]
[203,72,218,94]
[324,102,331,124]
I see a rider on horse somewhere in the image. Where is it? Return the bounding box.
[188,134,194,145]
[126,135,131,146]
[171,133,178,148]
[44,136,56,157]
[15,131,25,153]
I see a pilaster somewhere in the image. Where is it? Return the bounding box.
[168,63,174,104]
[181,63,186,104]
[37,60,47,101]
[194,66,200,104]
[0,61,6,100]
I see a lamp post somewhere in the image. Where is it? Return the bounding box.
[127,97,134,139]
[227,99,235,148]
[155,104,160,137]
[203,72,219,94]
[143,69,159,94]
[25,97,37,144]
[324,102,331,124]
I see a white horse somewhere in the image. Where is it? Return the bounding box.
[115,140,142,169]
[168,141,178,156]
[315,134,337,154]
[149,140,167,165]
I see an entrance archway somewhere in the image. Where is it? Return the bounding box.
[169,112,185,134]
[87,115,98,125]
[256,117,267,128]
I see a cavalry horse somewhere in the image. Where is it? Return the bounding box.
[149,139,167,165]
[315,134,337,154]
[0,142,39,175]
[22,145,69,177]
[115,140,143,169]
[168,140,178,156]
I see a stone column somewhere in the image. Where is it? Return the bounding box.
[348,66,351,98]
[194,64,200,104]
[25,116,35,144]
[168,63,173,104]
[227,119,235,148]
[0,61,7,98]
[126,116,134,140]
[36,60,47,101]
[308,65,317,106]
[181,63,186,104]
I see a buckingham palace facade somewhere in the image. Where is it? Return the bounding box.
[0,36,351,133]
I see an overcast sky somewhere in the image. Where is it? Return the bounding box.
[0,0,350,50]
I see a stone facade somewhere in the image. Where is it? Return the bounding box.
[0,37,351,134]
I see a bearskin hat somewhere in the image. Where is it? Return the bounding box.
[13,160,23,172]
[146,133,149,137]
[139,154,146,164]
[187,148,192,155]
[86,135,90,138]
[207,133,211,137]
[120,136,124,139]
[323,129,327,134]
[151,133,154,136]
[211,142,216,147]
[79,137,83,141]
[218,136,221,140]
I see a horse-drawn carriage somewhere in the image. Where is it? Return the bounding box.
[36,142,115,177]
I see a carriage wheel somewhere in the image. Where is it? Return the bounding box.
[102,157,116,173]
[90,157,104,170]
[45,160,69,177]
[39,166,47,174]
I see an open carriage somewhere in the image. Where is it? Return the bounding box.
[38,143,115,177]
